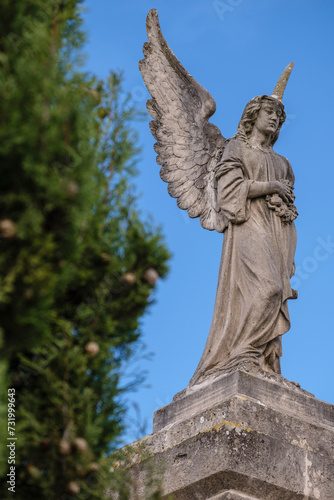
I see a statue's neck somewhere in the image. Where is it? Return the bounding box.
[248,129,273,151]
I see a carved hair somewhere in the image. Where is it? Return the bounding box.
[236,95,286,146]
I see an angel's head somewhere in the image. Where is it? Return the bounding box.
[236,95,286,146]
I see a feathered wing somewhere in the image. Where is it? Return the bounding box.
[139,9,228,232]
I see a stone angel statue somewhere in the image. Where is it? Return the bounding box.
[139,9,298,388]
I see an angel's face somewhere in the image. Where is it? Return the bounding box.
[254,102,282,136]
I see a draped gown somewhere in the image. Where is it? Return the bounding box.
[189,138,297,386]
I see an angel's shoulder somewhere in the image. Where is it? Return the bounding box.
[271,149,291,165]
[223,137,246,157]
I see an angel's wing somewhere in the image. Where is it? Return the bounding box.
[139,9,228,233]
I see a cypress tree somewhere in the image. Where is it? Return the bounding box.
[0,0,101,352]
[0,2,169,498]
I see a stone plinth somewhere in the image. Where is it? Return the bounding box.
[131,371,334,500]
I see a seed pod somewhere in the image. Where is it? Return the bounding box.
[73,437,88,454]
[27,465,42,479]
[84,341,100,357]
[88,462,99,472]
[66,481,80,495]
[66,181,79,197]
[123,272,136,285]
[58,439,71,456]
[143,268,159,286]
[0,219,16,238]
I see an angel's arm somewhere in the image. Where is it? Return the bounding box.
[249,155,295,202]
[248,181,293,203]
[216,145,253,224]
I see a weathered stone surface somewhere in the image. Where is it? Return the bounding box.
[153,370,332,433]
[130,372,334,500]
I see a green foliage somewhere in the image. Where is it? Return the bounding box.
[0,331,8,477]
[0,0,100,353]
[0,2,170,499]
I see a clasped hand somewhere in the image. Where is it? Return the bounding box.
[273,180,295,204]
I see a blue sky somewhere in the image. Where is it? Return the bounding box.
[82,0,334,442]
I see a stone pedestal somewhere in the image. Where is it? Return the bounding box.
[131,370,334,500]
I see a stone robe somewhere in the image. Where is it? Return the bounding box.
[190,138,297,386]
